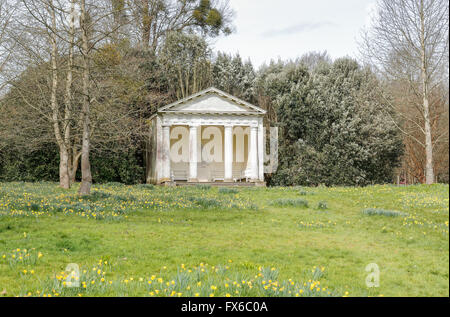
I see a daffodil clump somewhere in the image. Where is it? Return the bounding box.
[2,248,43,268]
[0,182,257,220]
[401,213,449,235]
[19,260,341,297]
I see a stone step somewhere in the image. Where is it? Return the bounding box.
[174,181,261,187]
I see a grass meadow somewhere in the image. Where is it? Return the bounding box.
[0,182,448,297]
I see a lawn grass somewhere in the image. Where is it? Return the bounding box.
[0,182,448,297]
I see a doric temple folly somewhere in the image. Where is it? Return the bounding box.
[146,87,267,185]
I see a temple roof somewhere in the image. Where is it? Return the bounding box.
[151,87,266,119]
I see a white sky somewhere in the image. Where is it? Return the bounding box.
[212,0,377,68]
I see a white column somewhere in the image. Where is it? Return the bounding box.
[156,117,163,182]
[224,125,233,182]
[161,125,171,181]
[249,126,259,181]
[189,125,198,182]
[258,121,264,182]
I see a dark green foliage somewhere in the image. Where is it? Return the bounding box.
[73,144,146,185]
[90,148,144,185]
[263,58,403,186]
[0,143,145,184]
[0,143,59,182]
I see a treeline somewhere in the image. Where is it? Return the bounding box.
[0,43,405,186]
[0,0,448,190]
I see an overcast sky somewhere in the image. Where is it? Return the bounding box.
[212,0,377,68]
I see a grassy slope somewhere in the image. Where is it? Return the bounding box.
[0,182,448,297]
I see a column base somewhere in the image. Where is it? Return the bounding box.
[188,178,198,183]
[224,179,234,183]
[160,178,171,183]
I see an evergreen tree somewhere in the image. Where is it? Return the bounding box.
[263,58,403,186]
[212,52,256,102]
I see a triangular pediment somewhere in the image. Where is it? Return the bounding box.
[157,87,266,115]
[169,94,250,112]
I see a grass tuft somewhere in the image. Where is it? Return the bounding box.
[317,201,328,210]
[362,208,406,217]
[271,198,308,208]
[218,187,238,194]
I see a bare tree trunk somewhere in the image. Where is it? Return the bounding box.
[64,0,75,187]
[423,87,434,184]
[78,0,92,195]
[59,149,70,187]
[48,1,70,189]
[70,149,81,183]
[420,0,434,184]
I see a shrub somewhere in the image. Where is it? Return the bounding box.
[362,208,406,217]
[271,198,308,208]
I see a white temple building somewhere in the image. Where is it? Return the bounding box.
[146,87,267,185]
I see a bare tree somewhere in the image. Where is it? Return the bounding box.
[6,0,77,188]
[78,0,93,195]
[77,0,131,194]
[393,80,449,183]
[65,0,79,184]
[0,0,16,93]
[361,0,449,184]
